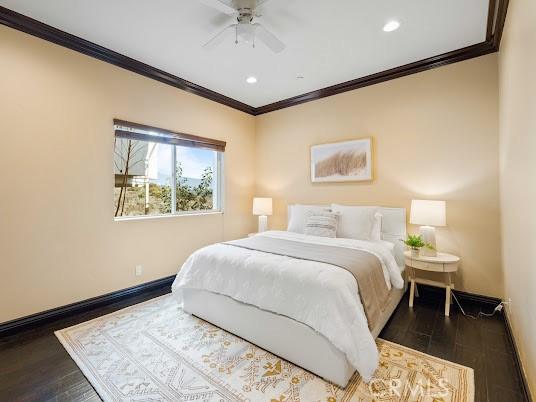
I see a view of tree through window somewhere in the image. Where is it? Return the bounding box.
[114,138,221,218]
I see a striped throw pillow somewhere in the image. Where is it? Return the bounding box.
[304,212,339,238]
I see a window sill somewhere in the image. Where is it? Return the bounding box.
[114,210,223,222]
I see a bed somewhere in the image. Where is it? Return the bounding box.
[172,207,407,387]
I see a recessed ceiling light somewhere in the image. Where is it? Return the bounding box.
[246,76,257,84]
[383,20,400,32]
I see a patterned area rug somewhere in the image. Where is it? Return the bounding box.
[56,294,474,401]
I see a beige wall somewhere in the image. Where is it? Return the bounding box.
[0,27,256,323]
[0,24,506,324]
[255,54,502,297]
[499,0,536,396]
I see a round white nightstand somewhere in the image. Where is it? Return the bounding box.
[404,250,460,316]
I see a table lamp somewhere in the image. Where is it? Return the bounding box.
[410,200,446,257]
[253,197,272,232]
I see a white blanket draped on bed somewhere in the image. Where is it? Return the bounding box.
[171,230,404,382]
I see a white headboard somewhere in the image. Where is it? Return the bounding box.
[287,205,407,267]
[377,207,407,268]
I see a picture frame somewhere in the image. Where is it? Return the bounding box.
[310,137,373,183]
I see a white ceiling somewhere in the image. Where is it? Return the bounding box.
[1,0,489,108]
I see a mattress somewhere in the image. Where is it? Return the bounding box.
[182,285,405,386]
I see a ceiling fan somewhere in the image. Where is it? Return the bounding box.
[198,0,285,53]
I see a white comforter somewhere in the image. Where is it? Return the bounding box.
[171,230,404,382]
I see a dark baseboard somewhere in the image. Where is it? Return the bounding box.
[415,283,532,401]
[504,311,534,402]
[0,275,175,337]
[415,283,502,308]
[451,288,502,307]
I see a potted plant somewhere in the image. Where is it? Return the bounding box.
[401,234,434,257]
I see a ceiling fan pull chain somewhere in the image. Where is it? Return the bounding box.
[235,25,238,45]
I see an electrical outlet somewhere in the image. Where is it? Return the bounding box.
[135,265,143,276]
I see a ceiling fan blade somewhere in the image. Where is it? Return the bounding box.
[254,23,285,53]
[255,0,272,9]
[197,0,237,15]
[203,24,237,50]
[254,0,273,17]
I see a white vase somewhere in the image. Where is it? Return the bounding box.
[411,248,420,258]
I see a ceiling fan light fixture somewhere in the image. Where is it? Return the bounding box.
[200,0,285,53]
[383,20,400,32]
[246,76,258,84]
[238,23,256,43]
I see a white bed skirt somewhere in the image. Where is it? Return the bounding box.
[182,286,405,387]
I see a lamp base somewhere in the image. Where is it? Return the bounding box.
[419,225,437,257]
[258,215,268,232]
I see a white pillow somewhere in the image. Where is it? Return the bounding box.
[370,212,383,241]
[304,212,339,238]
[287,205,330,233]
[330,204,378,240]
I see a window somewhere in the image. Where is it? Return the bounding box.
[113,120,225,219]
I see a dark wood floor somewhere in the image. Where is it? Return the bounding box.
[379,287,527,402]
[0,286,527,402]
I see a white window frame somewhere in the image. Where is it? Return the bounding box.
[113,120,225,221]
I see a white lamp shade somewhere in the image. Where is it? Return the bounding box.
[253,197,272,216]
[410,200,446,226]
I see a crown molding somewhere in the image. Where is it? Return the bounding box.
[0,1,508,116]
[254,41,496,115]
[0,6,256,115]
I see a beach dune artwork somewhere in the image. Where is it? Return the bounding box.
[311,138,373,182]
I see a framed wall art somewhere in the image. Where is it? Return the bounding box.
[310,138,373,183]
